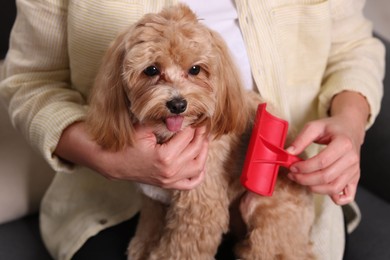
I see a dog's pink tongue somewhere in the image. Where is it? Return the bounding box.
[166,116,184,132]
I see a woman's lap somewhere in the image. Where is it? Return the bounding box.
[73,212,348,259]
[72,214,237,260]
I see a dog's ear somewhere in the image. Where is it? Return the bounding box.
[86,30,136,151]
[210,31,250,137]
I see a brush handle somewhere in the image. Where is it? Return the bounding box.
[255,136,301,168]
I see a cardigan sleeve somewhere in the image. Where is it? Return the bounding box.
[318,0,385,128]
[0,0,86,173]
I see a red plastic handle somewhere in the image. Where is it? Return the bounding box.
[241,103,301,196]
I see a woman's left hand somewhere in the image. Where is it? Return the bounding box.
[286,91,369,205]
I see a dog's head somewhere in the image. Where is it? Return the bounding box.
[87,4,250,150]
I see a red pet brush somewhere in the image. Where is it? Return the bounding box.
[241,103,301,196]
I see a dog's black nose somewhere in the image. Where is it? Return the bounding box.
[166,98,187,114]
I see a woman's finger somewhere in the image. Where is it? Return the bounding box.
[290,134,354,174]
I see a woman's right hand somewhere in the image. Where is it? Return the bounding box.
[54,122,209,190]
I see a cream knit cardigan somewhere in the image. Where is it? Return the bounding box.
[0,0,384,259]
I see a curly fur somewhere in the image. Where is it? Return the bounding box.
[86,4,315,259]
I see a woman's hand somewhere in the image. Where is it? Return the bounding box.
[286,91,370,205]
[54,122,209,190]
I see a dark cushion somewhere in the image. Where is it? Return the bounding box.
[0,0,16,59]
[0,214,51,260]
[359,34,390,202]
[345,187,390,260]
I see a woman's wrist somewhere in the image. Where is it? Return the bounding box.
[330,91,370,123]
[330,91,370,143]
[54,121,108,174]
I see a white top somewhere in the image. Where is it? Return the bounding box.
[183,0,254,90]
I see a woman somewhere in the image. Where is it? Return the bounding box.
[0,0,384,259]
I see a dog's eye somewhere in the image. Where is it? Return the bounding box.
[144,66,160,77]
[188,65,201,76]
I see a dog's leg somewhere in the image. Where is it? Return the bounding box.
[127,196,166,260]
[147,186,230,260]
[235,175,315,260]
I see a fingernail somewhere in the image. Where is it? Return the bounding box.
[287,173,295,181]
[286,146,295,154]
[290,166,298,173]
[339,196,352,205]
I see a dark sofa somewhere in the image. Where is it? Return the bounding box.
[1,1,389,259]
